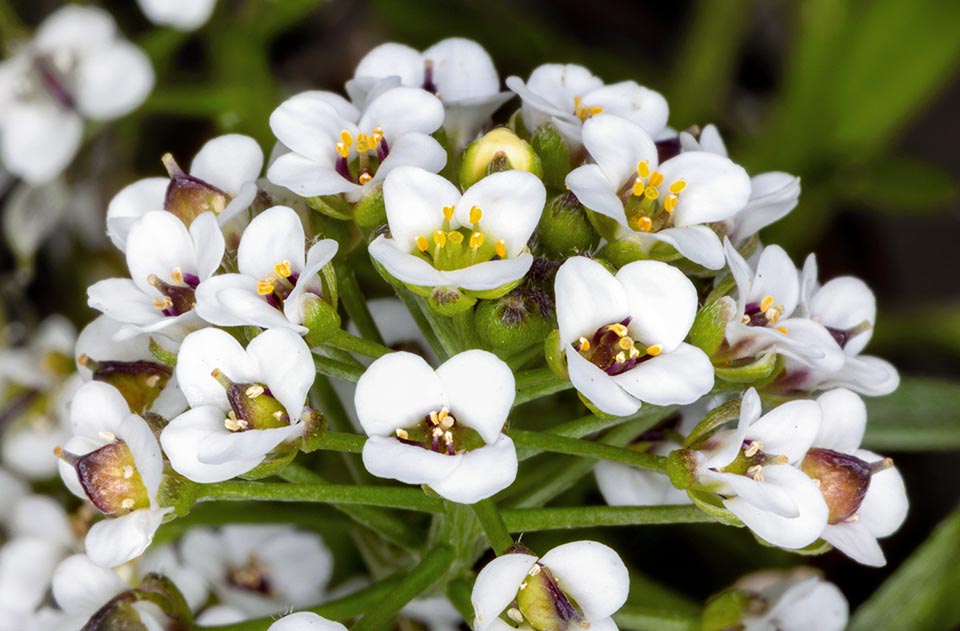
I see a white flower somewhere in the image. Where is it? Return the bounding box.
[692,389,828,550]
[723,239,844,370]
[472,540,629,631]
[56,381,170,567]
[349,38,513,148]
[554,256,714,417]
[732,568,848,631]
[137,0,216,31]
[801,389,908,566]
[596,441,692,507]
[268,86,446,202]
[354,349,518,504]
[179,525,333,617]
[160,327,313,483]
[0,537,67,630]
[401,596,464,631]
[506,63,668,148]
[106,134,264,251]
[0,6,153,182]
[0,314,75,389]
[267,612,346,631]
[780,255,899,395]
[680,124,800,245]
[138,542,209,613]
[565,115,751,269]
[87,210,225,339]
[368,166,545,293]
[195,205,338,334]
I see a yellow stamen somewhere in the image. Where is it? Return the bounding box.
[495,239,507,258]
[578,337,591,352]
[645,344,663,356]
[170,267,184,285]
[442,205,455,221]
[416,236,429,252]
[664,194,678,212]
[469,205,483,225]
[358,173,373,185]
[395,428,409,440]
[257,277,276,296]
[371,126,384,144]
[776,326,789,335]
[433,230,447,247]
[636,161,651,178]
[643,186,659,200]
[356,133,369,152]
[617,337,635,351]
[447,230,464,244]
[339,130,353,147]
[469,232,484,249]
[606,323,629,337]
[669,179,687,194]
[121,498,135,511]
[765,308,781,325]
[614,351,627,363]
[634,216,653,232]
[760,295,775,312]
[245,384,265,399]
[274,260,292,279]
[336,143,349,158]
[153,296,173,310]
[632,180,646,197]
[648,171,665,187]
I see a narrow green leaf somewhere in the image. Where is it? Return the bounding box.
[864,379,960,451]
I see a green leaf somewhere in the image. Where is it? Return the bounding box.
[849,506,960,631]
[863,379,960,451]
[835,156,957,213]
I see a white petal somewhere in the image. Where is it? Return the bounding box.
[238,206,306,280]
[269,92,348,164]
[354,42,424,86]
[565,343,640,417]
[0,537,63,615]
[383,166,459,252]
[455,170,544,257]
[69,381,130,439]
[555,256,628,344]
[266,152,360,198]
[175,328,257,410]
[616,259,697,352]
[701,470,800,518]
[644,225,726,270]
[440,93,515,148]
[694,124,728,156]
[731,172,800,244]
[435,350,513,443]
[85,508,165,568]
[247,328,314,422]
[75,41,154,119]
[160,407,264,483]
[821,355,899,396]
[814,389,866,452]
[105,178,168,251]
[746,399,821,463]
[196,424,302,466]
[471,553,538,630]
[748,245,799,317]
[855,449,908,538]
[197,276,303,332]
[373,132,448,183]
[189,212,226,280]
[769,579,848,631]
[137,0,216,30]
[724,465,828,549]
[539,540,629,618]
[190,134,263,194]
[424,38,500,100]
[565,164,627,225]
[367,236,449,288]
[809,277,876,355]
[580,114,659,193]
[126,210,198,294]
[361,436,460,485]
[658,152,751,226]
[360,87,444,138]
[51,553,126,615]
[1,103,82,184]
[354,351,444,437]
[429,435,517,503]
[595,460,691,506]
[116,414,163,501]
[267,612,346,631]
[821,521,886,567]
[584,81,669,137]
[283,240,339,325]
[260,531,333,607]
[439,254,534,291]
[35,6,115,52]
[612,343,714,406]
[701,388,759,469]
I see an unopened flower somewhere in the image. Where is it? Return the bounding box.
[160,328,314,483]
[472,540,629,631]
[267,612,346,631]
[802,389,908,566]
[554,256,714,416]
[354,349,518,504]
[268,85,445,201]
[195,205,338,334]
[506,63,668,147]
[137,0,216,31]
[566,115,751,269]
[349,38,513,148]
[680,125,800,245]
[106,134,264,251]
[688,388,828,549]
[56,381,170,568]
[0,6,153,182]
[87,210,225,339]
[368,166,545,295]
[179,525,333,617]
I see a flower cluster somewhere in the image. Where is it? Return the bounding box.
[0,21,908,630]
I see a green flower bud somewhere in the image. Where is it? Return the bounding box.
[306,193,354,221]
[538,191,600,258]
[426,286,477,316]
[137,573,193,628]
[161,153,230,226]
[476,290,552,358]
[157,472,197,518]
[666,448,699,491]
[354,186,387,230]
[302,296,342,347]
[714,350,782,385]
[688,297,737,358]
[459,128,543,189]
[530,122,570,190]
[598,237,648,268]
[78,355,172,415]
[701,588,761,631]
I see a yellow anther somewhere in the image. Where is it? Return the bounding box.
[744,440,762,458]
[614,351,627,363]
[170,267,184,285]
[395,428,409,440]
[274,260,292,279]
[645,344,663,356]
[358,172,373,185]
[632,180,646,197]
[145,375,160,387]
[437,408,449,422]
[122,465,135,479]
[636,161,651,178]
[747,464,764,482]
[633,216,653,232]
[428,410,439,425]
[588,105,603,116]
[507,608,524,624]
[573,96,603,121]
[469,231,484,249]
[416,236,429,252]
[669,179,687,194]
[153,296,173,310]
[121,498,135,511]
[495,239,507,258]
[469,205,483,225]
[578,337,591,352]
[245,384,265,399]
[664,194,678,213]
[257,277,276,296]
[528,564,542,576]
[99,431,117,442]
[617,337,636,351]
[643,186,659,200]
[607,323,629,337]
[776,326,789,335]
[741,314,751,324]
[765,308,781,325]
[760,295,775,312]
[648,171,665,187]
[442,205,455,221]
[433,230,447,247]
[447,230,464,244]
[340,130,353,147]
[335,142,350,158]
[356,133,369,152]
[371,126,384,144]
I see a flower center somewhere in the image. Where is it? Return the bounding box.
[741,294,789,335]
[503,562,590,630]
[573,318,661,376]
[335,127,389,185]
[813,318,872,350]
[55,437,150,515]
[256,259,303,310]
[413,205,507,271]
[212,369,290,432]
[226,554,273,595]
[620,160,687,233]
[78,354,172,414]
[393,406,485,456]
[573,96,603,122]
[149,266,200,317]
[16,50,78,110]
[801,448,893,524]
[714,439,788,483]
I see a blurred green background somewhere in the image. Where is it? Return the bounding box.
[2,0,960,625]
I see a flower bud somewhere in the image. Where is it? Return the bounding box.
[598,237,647,268]
[354,186,387,230]
[299,407,329,453]
[688,297,736,358]
[302,296,342,347]
[459,128,543,189]
[538,191,600,258]
[530,122,570,189]
[161,153,229,226]
[78,355,172,414]
[56,441,150,515]
[801,448,890,524]
[701,588,762,631]
[306,193,355,221]
[476,290,552,358]
[427,286,477,316]
[714,349,782,385]
[666,448,699,490]
[514,562,587,630]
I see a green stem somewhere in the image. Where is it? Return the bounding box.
[350,545,455,631]
[395,287,450,361]
[501,505,714,531]
[614,606,701,631]
[199,575,404,630]
[336,264,386,345]
[327,329,392,359]
[472,499,514,554]
[307,431,365,453]
[446,578,475,624]
[510,429,668,472]
[505,342,546,371]
[314,354,365,383]
[198,481,444,513]
[514,368,573,405]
